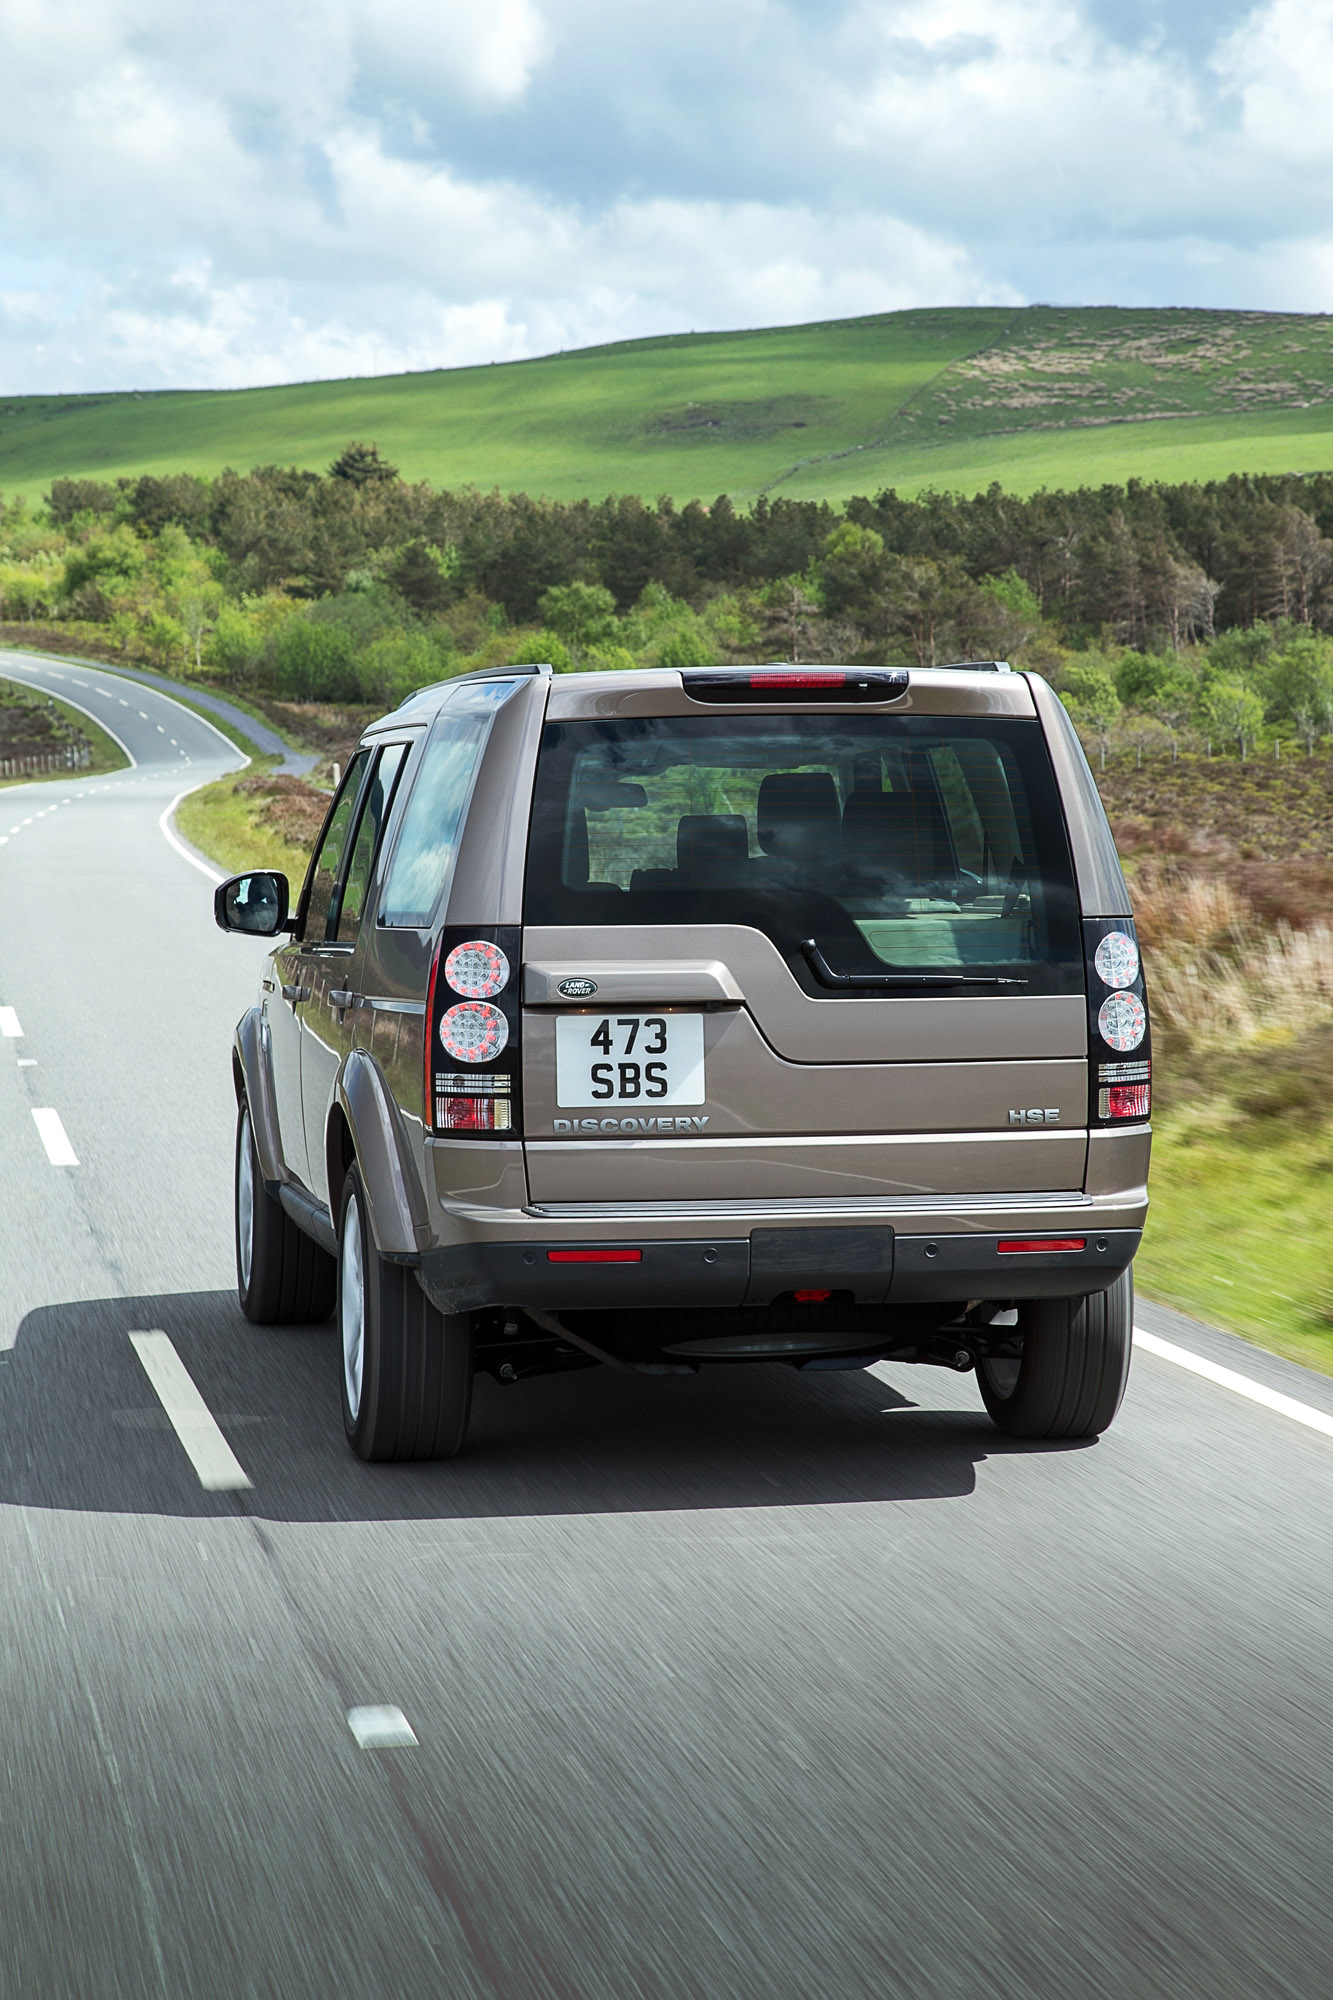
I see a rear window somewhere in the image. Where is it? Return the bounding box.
[524,714,1083,995]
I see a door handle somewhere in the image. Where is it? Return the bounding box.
[329,990,358,1009]
[281,983,311,1004]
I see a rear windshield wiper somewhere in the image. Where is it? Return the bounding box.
[800,939,1029,990]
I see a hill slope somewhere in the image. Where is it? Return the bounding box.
[4,305,1333,505]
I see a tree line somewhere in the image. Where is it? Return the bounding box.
[2,444,1333,759]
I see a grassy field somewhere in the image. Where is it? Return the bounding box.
[4,305,1333,506]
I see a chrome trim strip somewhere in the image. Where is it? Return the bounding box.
[524,1192,1089,1220]
[367,998,426,1016]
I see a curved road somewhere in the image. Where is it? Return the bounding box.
[2,651,1333,1998]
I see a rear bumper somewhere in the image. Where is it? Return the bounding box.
[418,1212,1143,1313]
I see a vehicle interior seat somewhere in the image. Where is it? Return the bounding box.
[676,813,750,887]
[842,788,952,895]
[753,772,841,883]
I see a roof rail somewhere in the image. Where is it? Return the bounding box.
[396,662,554,708]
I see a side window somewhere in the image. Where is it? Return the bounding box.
[379,710,492,927]
[302,751,371,941]
[334,743,409,942]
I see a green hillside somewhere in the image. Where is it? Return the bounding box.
[4,304,1333,505]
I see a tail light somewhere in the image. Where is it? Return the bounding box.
[424,926,522,1138]
[1084,920,1151,1124]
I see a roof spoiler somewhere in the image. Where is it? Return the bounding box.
[923,659,1012,673]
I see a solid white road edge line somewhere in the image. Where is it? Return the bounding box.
[0,1007,21,1037]
[158,788,224,883]
[31,1108,78,1166]
[128,1331,253,1491]
[1133,1325,1333,1441]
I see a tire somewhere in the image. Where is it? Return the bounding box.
[977,1270,1133,1440]
[235,1098,336,1325]
[337,1164,474,1462]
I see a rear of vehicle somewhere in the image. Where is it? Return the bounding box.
[412,662,1148,1445]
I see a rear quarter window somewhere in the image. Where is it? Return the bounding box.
[378,681,518,927]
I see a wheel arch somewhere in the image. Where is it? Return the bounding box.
[332,1049,432,1260]
[234,1006,284,1189]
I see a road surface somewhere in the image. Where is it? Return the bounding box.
[2,649,1332,1999]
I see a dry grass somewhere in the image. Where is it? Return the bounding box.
[232,772,332,851]
[1148,914,1333,1048]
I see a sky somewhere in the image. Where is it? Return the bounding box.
[0,0,1330,393]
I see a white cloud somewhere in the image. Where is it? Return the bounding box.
[0,0,1330,392]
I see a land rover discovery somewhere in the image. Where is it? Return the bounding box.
[216,662,1150,1459]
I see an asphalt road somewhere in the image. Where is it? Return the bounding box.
[3,650,1333,1999]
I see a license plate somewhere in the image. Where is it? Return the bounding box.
[555,1013,705,1107]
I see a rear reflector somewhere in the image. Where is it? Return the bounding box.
[793,1288,833,1303]
[997,1238,1087,1255]
[1099,1082,1151,1120]
[547,1248,643,1263]
[436,1096,512,1131]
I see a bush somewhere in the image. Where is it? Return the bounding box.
[509,627,573,672]
[270,616,361,702]
[355,628,450,708]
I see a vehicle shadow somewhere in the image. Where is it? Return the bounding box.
[1,1290,1090,1523]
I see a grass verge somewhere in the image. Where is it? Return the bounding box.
[1139,1060,1333,1376]
[173,765,329,879]
[0,675,131,785]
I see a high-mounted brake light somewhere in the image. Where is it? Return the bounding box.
[752,671,846,689]
[998,1238,1087,1254]
[683,666,909,704]
[547,1248,643,1263]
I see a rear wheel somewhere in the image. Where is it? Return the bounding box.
[235,1099,336,1324]
[977,1271,1133,1439]
[338,1164,474,1461]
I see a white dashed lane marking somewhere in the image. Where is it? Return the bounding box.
[129,1331,253,1491]
[32,1108,78,1166]
[347,1707,418,1749]
[0,1008,22,1037]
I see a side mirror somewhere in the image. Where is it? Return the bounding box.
[214,871,291,937]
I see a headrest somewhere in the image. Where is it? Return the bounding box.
[676,814,749,883]
[842,790,942,880]
[756,772,840,855]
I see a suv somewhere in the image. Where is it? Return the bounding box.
[216,663,1150,1460]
